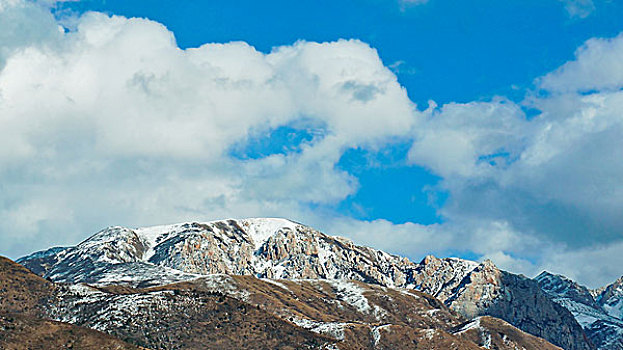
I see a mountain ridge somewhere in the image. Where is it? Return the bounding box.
[17,217,601,349]
[537,271,623,350]
[2,255,564,350]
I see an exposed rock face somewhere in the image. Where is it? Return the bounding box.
[595,276,623,350]
[486,271,592,350]
[414,257,593,350]
[408,255,479,302]
[537,271,623,350]
[537,272,603,311]
[18,218,593,349]
[255,224,415,285]
[15,246,71,277]
[19,219,419,288]
[596,276,623,322]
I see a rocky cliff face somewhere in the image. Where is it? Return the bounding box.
[18,218,593,349]
[19,219,417,287]
[595,277,623,349]
[537,271,623,350]
[407,255,479,301]
[413,256,593,350]
[596,277,623,322]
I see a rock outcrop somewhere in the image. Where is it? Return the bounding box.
[537,271,623,350]
[414,256,593,350]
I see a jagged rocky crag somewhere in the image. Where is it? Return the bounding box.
[537,272,623,350]
[16,217,616,349]
[596,277,623,322]
[411,255,592,350]
[19,219,416,287]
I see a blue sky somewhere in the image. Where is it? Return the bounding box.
[2,0,623,287]
[57,0,623,105]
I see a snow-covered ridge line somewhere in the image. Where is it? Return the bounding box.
[18,217,417,288]
[63,218,304,265]
[134,217,300,246]
[536,270,623,350]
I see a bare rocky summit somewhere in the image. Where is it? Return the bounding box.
[415,256,592,350]
[537,271,623,350]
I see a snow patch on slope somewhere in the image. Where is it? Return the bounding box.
[372,324,391,346]
[134,223,185,261]
[292,318,347,341]
[239,218,299,248]
[456,317,482,334]
[603,298,623,320]
[328,280,372,313]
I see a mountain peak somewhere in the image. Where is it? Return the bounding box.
[595,275,623,321]
[479,258,496,269]
[420,254,439,265]
[18,218,415,287]
[237,217,301,247]
[535,270,623,350]
[536,270,571,281]
[535,270,600,309]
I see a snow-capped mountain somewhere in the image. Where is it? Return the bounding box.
[18,218,592,350]
[536,271,623,350]
[19,218,416,288]
[597,277,623,322]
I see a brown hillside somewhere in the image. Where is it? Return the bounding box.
[0,313,146,350]
[0,256,55,316]
[453,316,564,350]
[75,275,562,350]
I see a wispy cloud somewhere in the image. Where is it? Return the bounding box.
[559,0,595,19]
[398,0,429,11]
[388,60,418,75]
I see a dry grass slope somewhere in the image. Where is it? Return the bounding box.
[0,257,144,350]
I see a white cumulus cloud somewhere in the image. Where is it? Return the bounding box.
[0,0,418,257]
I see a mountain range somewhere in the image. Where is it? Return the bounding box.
[6,218,623,349]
